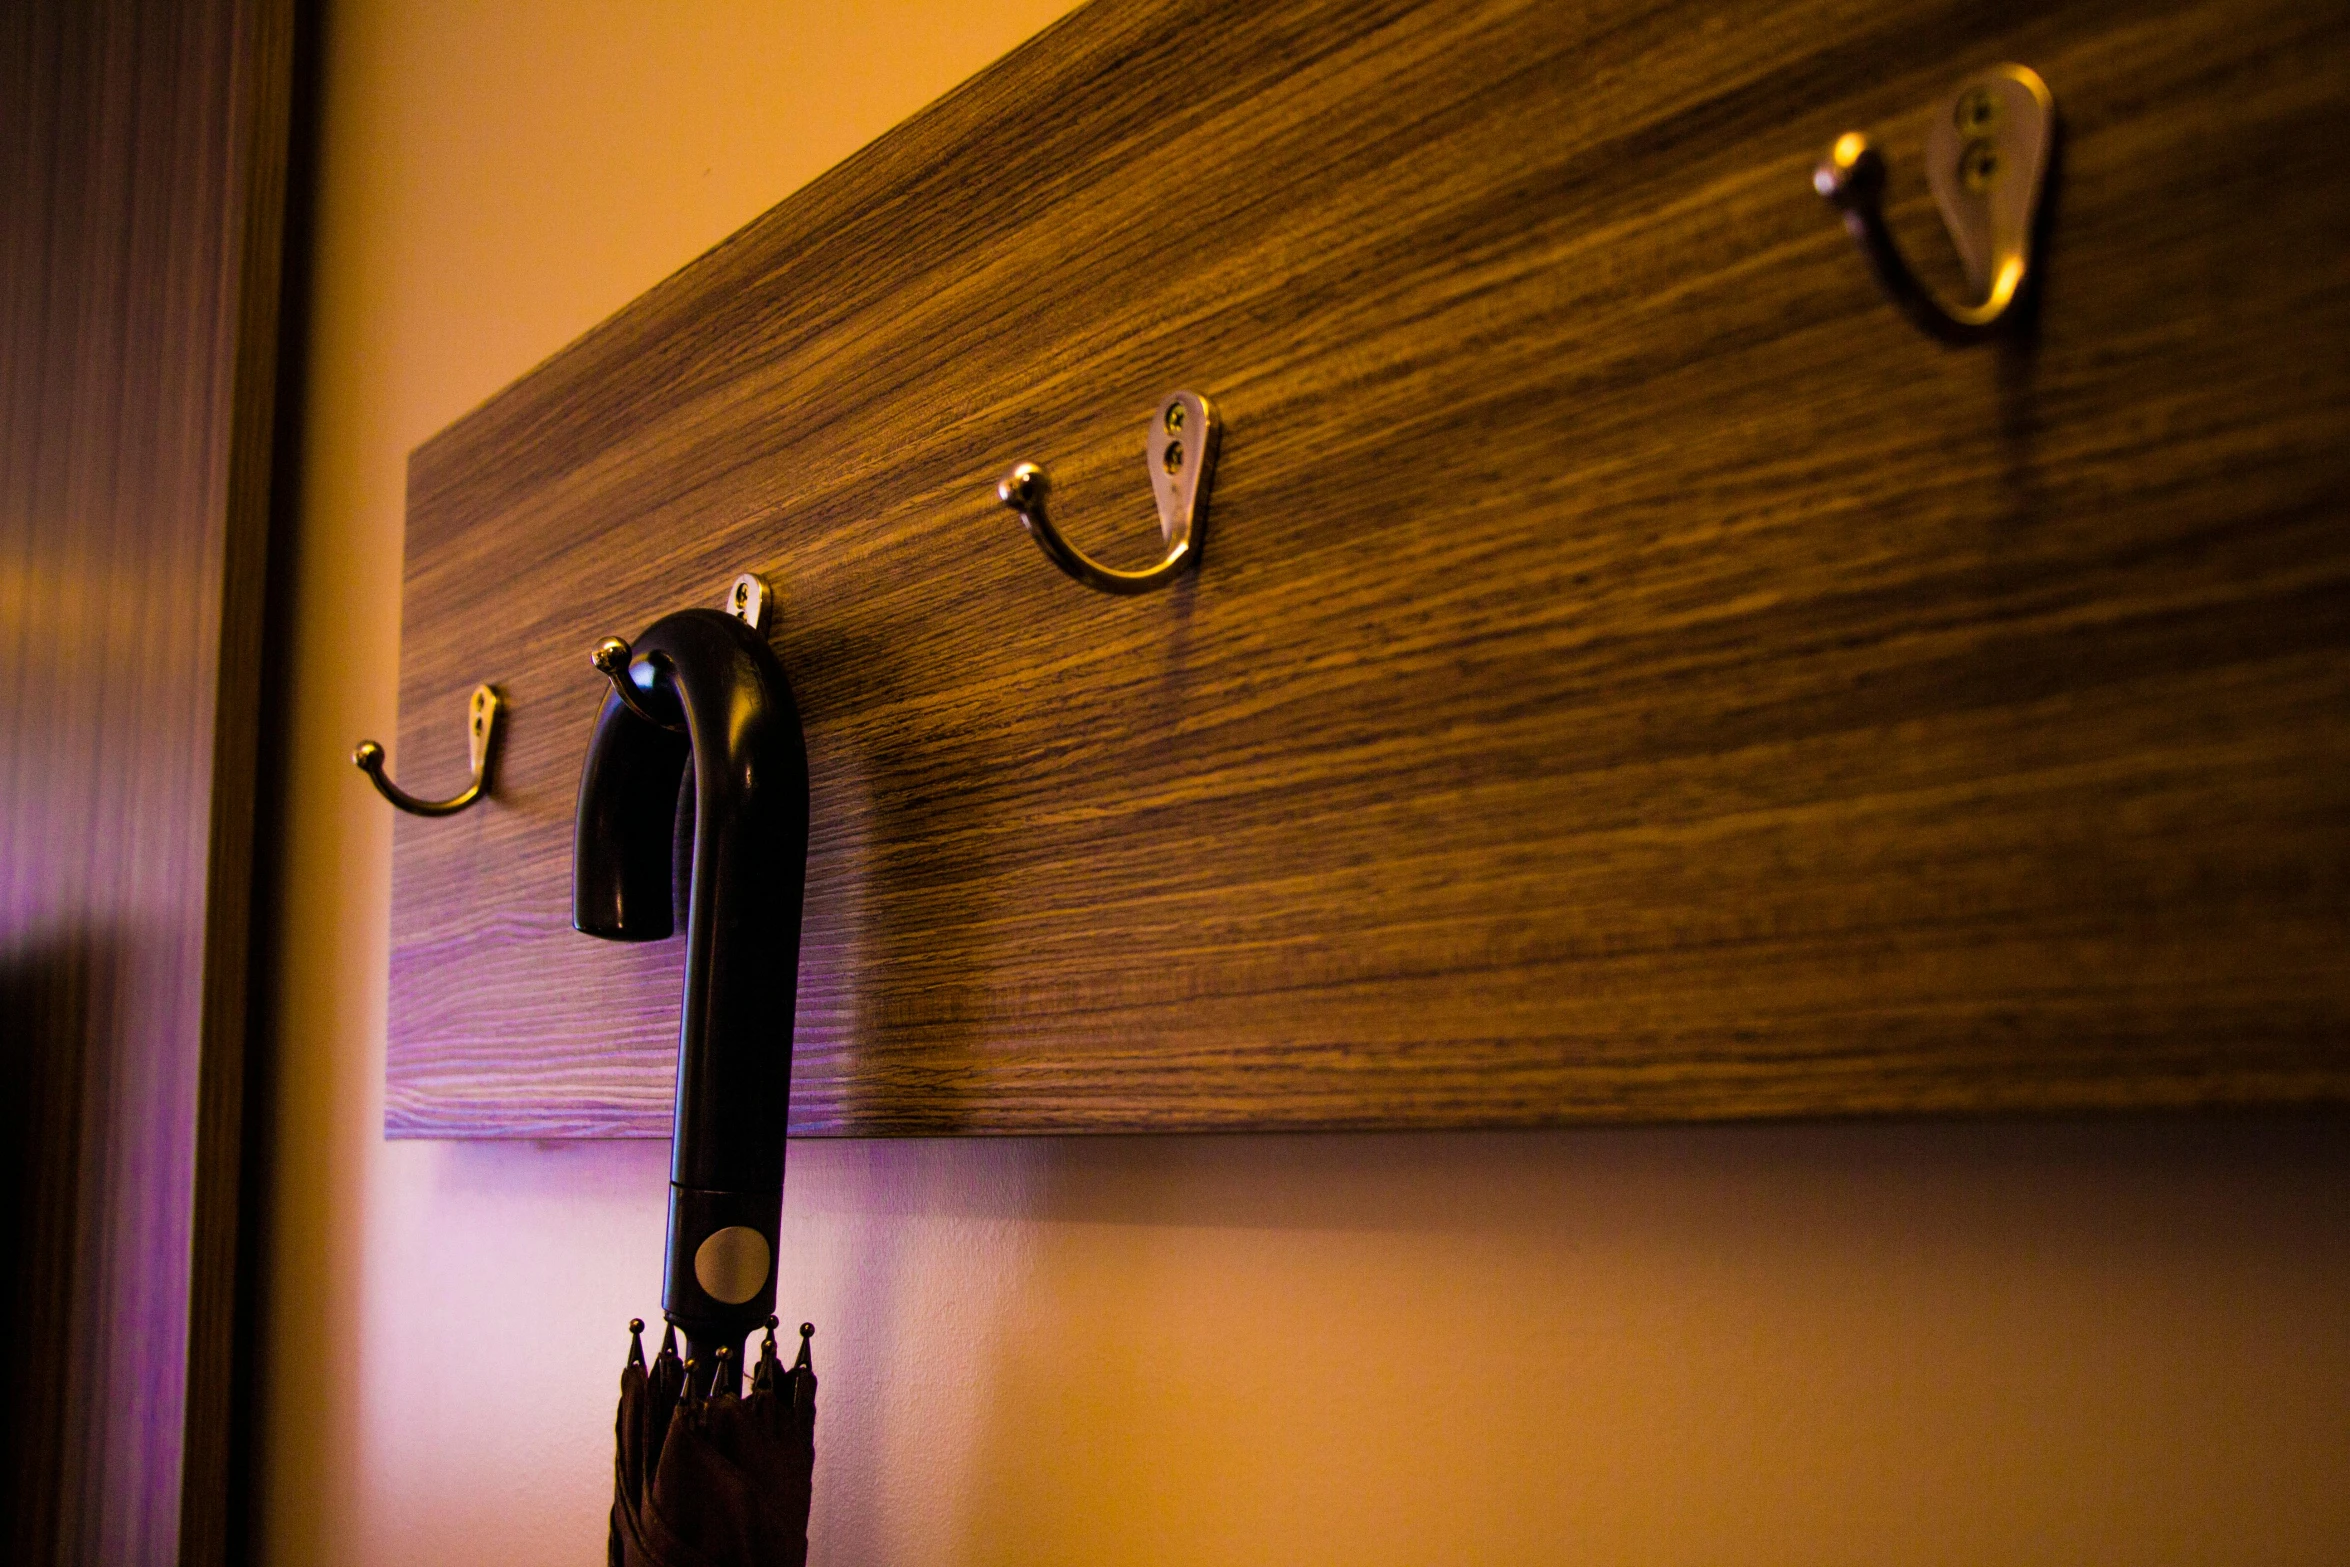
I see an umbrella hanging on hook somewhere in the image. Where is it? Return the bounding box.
[575,588,821,1567]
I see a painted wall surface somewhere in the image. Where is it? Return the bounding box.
[256,3,2350,1563]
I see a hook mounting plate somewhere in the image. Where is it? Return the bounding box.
[724,571,771,634]
[463,685,498,778]
[1924,64,2054,297]
[1145,390,1217,550]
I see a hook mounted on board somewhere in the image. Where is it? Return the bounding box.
[353,684,503,817]
[1813,64,2055,343]
[593,572,773,728]
[997,389,1220,596]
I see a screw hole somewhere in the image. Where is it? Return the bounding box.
[1163,440,1183,474]
[1960,140,1999,193]
[1956,87,1999,134]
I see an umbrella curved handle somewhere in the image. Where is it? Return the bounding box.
[573,604,809,1359]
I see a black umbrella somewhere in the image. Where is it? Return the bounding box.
[575,595,817,1565]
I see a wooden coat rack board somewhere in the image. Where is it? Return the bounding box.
[385,0,2350,1138]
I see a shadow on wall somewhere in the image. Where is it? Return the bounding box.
[775,1116,2350,1564]
[353,1109,2350,1565]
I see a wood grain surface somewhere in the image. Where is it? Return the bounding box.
[0,0,293,1562]
[385,0,2350,1138]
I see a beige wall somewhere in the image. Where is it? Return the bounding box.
[259,3,2350,1562]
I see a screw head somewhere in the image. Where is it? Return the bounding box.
[1960,139,2000,193]
[1955,86,2000,134]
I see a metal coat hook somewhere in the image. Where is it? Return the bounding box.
[591,638,676,730]
[592,572,773,728]
[354,684,503,816]
[997,390,1219,596]
[1814,64,2055,343]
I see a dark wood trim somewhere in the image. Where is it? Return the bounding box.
[0,0,295,1560]
[182,2,297,1561]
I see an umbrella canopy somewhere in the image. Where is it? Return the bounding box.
[612,1317,817,1567]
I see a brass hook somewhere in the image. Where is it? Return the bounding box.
[591,636,678,730]
[997,390,1220,596]
[1814,64,2055,343]
[589,573,773,731]
[353,684,502,816]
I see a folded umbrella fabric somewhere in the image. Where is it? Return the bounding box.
[613,1318,816,1567]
